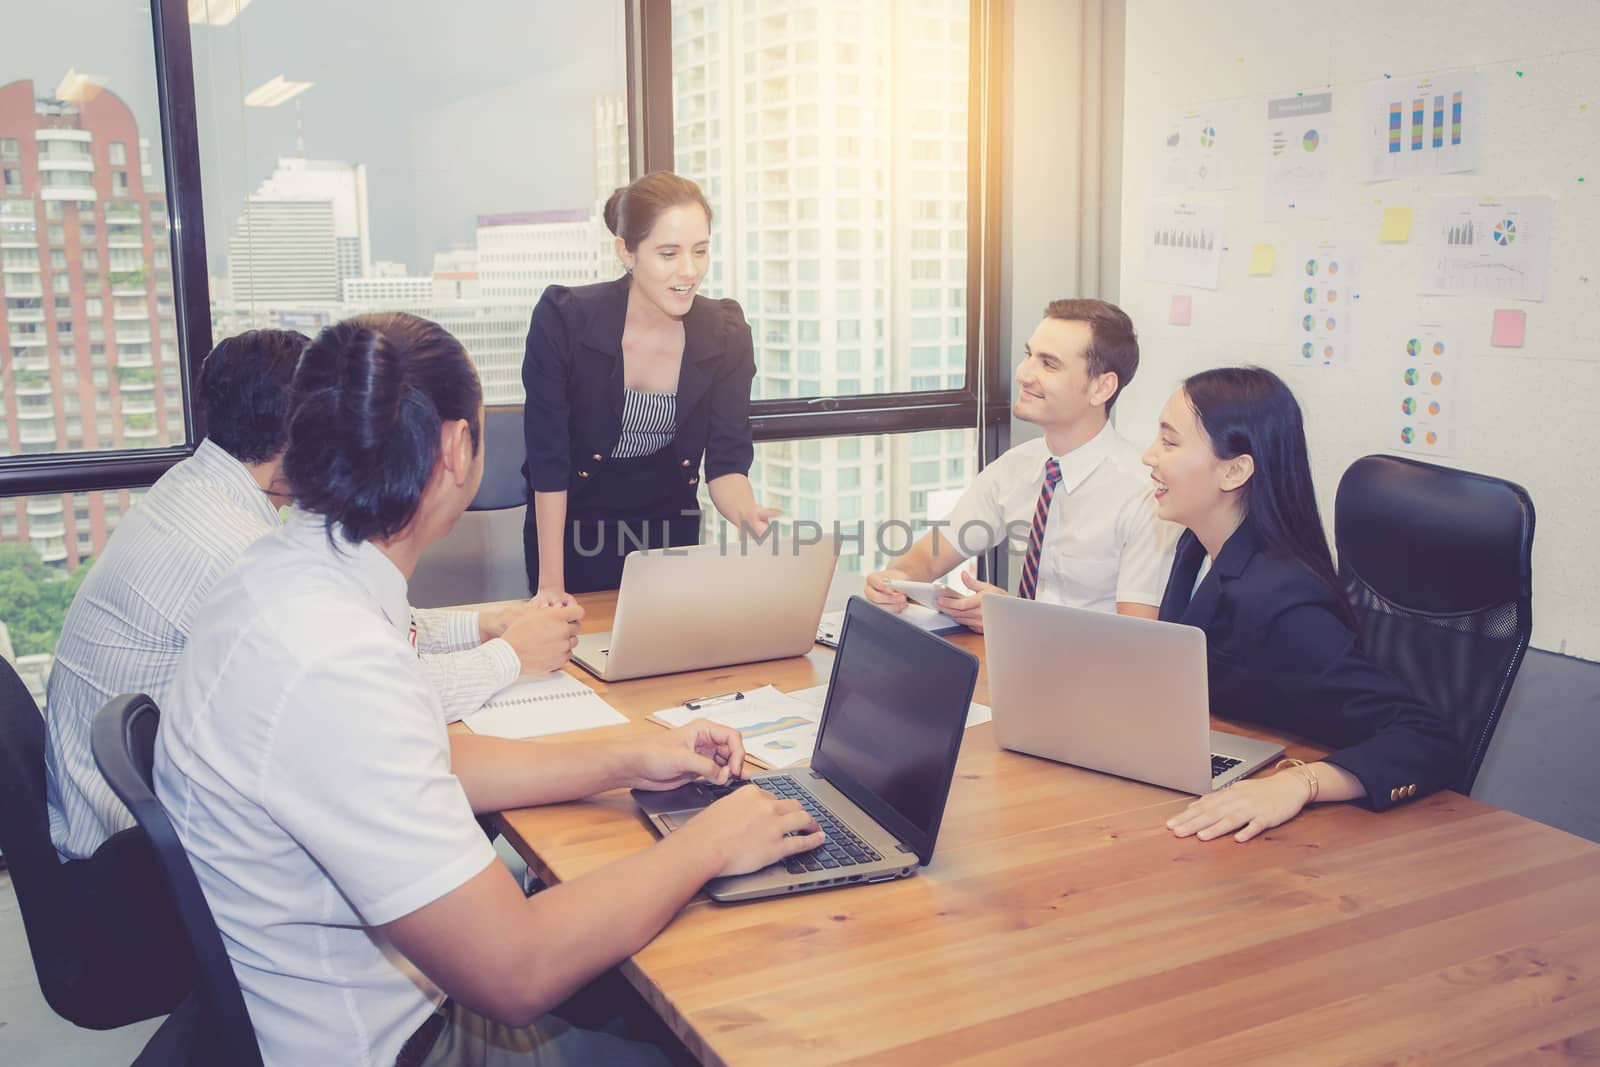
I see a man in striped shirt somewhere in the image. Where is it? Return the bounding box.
[45,329,573,861]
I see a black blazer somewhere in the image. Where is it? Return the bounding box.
[1159,523,1460,811]
[521,275,757,496]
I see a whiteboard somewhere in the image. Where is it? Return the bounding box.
[1115,0,1600,660]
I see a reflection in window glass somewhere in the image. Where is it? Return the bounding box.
[0,489,132,702]
[191,4,627,407]
[674,0,968,403]
[2,1,187,577]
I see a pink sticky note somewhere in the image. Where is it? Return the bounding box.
[1169,294,1192,326]
[1490,308,1526,348]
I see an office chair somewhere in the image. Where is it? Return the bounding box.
[91,694,264,1067]
[410,405,530,606]
[471,405,529,511]
[0,659,191,1029]
[1335,454,1535,793]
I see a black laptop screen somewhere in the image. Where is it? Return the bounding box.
[810,598,977,864]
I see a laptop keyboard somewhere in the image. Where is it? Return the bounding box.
[709,776,883,874]
[1211,754,1243,779]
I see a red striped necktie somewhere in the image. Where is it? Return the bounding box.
[1017,457,1064,601]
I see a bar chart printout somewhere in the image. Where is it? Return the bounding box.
[1422,195,1554,301]
[1362,71,1485,180]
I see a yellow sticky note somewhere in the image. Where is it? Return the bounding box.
[1379,207,1413,242]
[1247,243,1276,276]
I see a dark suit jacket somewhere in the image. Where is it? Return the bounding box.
[521,275,757,496]
[1159,523,1460,811]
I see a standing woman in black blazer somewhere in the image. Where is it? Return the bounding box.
[1142,367,1459,842]
[521,172,777,597]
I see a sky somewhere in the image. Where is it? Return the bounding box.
[2,0,625,273]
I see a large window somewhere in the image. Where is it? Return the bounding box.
[1,21,183,467]
[673,0,971,403]
[672,0,984,564]
[1,1,185,625]
[190,2,629,406]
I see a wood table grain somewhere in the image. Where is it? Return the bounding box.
[486,592,1600,1066]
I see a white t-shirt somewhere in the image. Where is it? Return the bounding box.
[939,421,1178,611]
[45,438,517,862]
[155,509,498,1067]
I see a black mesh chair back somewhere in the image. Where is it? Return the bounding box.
[1335,454,1535,793]
[91,694,264,1067]
[473,405,529,511]
[0,659,190,1028]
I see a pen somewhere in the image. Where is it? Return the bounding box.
[683,690,746,710]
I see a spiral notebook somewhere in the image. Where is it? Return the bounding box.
[463,671,628,739]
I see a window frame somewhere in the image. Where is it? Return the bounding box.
[639,0,1008,459]
[0,0,210,498]
[0,0,1009,543]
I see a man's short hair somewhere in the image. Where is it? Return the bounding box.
[1043,299,1139,414]
[198,329,310,463]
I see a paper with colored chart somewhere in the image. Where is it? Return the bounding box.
[649,685,819,770]
[1288,242,1360,369]
[1389,325,1463,458]
[1421,195,1553,302]
[1152,105,1239,195]
[1145,200,1225,290]
[1263,91,1335,221]
[1362,71,1485,182]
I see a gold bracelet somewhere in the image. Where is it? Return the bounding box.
[1275,757,1320,805]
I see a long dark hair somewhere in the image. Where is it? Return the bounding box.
[285,313,482,544]
[603,171,712,251]
[1184,366,1358,632]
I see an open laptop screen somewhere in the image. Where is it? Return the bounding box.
[810,597,978,865]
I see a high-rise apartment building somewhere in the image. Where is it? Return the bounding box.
[670,0,972,571]
[594,92,629,203]
[0,79,181,570]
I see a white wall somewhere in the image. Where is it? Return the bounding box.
[1115,0,1600,658]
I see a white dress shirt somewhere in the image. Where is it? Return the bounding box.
[939,421,1178,611]
[44,439,518,861]
[156,510,498,1067]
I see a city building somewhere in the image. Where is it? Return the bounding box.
[226,155,370,311]
[0,79,181,571]
[670,0,972,571]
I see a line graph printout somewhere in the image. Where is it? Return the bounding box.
[1152,105,1239,194]
[1264,91,1335,220]
[1421,194,1553,301]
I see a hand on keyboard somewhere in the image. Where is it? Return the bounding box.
[677,780,825,878]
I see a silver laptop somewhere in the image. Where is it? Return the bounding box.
[633,596,978,902]
[984,596,1283,794]
[572,537,837,682]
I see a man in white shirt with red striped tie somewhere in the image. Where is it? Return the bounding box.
[866,299,1177,631]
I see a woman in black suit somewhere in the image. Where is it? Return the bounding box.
[521,172,777,597]
[1142,367,1459,842]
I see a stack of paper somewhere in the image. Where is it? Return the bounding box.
[463,672,628,740]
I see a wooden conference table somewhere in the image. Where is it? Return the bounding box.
[488,591,1600,1066]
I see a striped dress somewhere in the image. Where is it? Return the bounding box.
[610,387,678,459]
